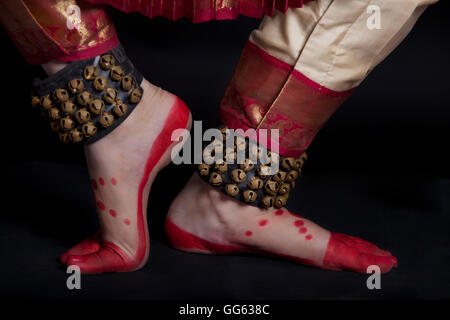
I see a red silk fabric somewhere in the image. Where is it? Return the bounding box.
[86,0,312,23]
[219,41,353,157]
[0,0,119,64]
[1,0,313,64]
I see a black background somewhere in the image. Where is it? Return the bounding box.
[1,1,449,300]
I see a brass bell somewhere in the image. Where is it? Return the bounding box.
[89,99,105,115]
[242,190,257,203]
[110,65,124,81]
[278,183,291,195]
[99,54,115,70]
[247,176,263,190]
[129,88,142,104]
[83,65,98,80]
[58,132,70,144]
[225,184,239,197]
[59,117,75,131]
[267,151,280,166]
[31,96,40,108]
[197,163,210,176]
[214,162,228,174]
[295,152,307,169]
[53,88,69,102]
[261,196,274,209]
[300,152,308,162]
[103,88,118,104]
[273,171,287,183]
[93,76,108,91]
[82,121,97,137]
[285,170,299,183]
[257,165,272,179]
[224,147,236,163]
[48,107,61,120]
[274,195,287,208]
[264,180,280,195]
[112,101,128,117]
[49,121,60,132]
[234,136,246,152]
[40,94,54,110]
[68,78,84,94]
[281,157,296,171]
[61,101,77,114]
[239,158,254,172]
[231,169,246,183]
[121,75,134,91]
[98,112,114,128]
[249,144,264,161]
[202,148,216,165]
[77,91,93,106]
[209,172,223,186]
[219,125,231,140]
[75,108,91,124]
[69,129,83,143]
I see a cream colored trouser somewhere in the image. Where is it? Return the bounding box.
[251,0,438,92]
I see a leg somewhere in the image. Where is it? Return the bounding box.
[167,0,437,273]
[2,1,192,273]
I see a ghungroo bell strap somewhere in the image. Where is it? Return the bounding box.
[31,44,143,144]
[196,125,307,209]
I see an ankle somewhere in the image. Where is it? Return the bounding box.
[41,60,70,76]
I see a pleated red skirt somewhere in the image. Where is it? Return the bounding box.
[86,0,313,23]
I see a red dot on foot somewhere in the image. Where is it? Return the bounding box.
[111,178,117,185]
[109,209,117,217]
[299,227,307,234]
[274,210,284,216]
[123,219,131,226]
[97,200,106,211]
[259,219,268,226]
[91,179,98,190]
[294,220,304,227]
[245,230,253,236]
[305,234,313,240]
[99,177,105,186]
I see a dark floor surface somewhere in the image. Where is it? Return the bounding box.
[1,2,449,300]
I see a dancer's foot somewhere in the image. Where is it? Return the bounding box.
[166,174,398,273]
[60,79,191,274]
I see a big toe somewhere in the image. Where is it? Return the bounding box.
[60,241,100,264]
[358,253,397,274]
[65,245,131,274]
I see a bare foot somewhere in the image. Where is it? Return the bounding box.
[166,174,398,273]
[59,79,192,273]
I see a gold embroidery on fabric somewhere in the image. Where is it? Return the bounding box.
[23,0,116,53]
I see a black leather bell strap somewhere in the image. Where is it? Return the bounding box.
[31,44,143,144]
[196,125,307,209]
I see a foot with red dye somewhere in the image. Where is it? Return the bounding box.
[166,174,398,273]
[59,78,192,274]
